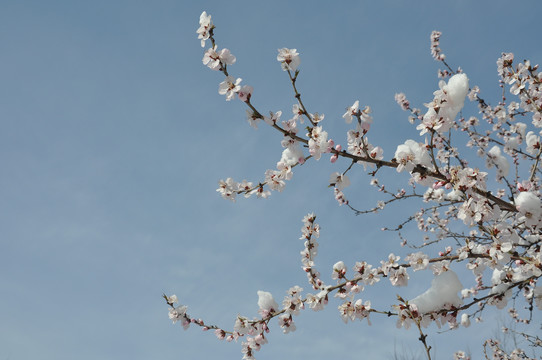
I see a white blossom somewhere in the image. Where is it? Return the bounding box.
[277,48,300,71]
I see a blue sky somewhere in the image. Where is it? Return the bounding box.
[1,1,541,359]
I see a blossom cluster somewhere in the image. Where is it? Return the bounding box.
[430,30,445,61]
[166,12,542,360]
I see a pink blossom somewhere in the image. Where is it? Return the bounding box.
[237,85,253,102]
[394,92,410,110]
[430,30,445,61]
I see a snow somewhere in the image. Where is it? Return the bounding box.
[410,270,463,314]
[446,73,469,118]
[257,291,279,313]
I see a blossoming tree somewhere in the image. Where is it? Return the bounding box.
[166,11,542,360]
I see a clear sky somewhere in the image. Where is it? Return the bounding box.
[1,1,541,359]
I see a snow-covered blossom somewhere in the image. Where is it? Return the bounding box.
[279,145,304,166]
[515,191,542,227]
[233,316,251,335]
[218,76,242,101]
[418,73,469,135]
[332,261,347,280]
[488,283,512,309]
[410,270,463,314]
[460,313,470,328]
[526,131,541,154]
[307,126,330,160]
[486,145,509,179]
[277,48,300,71]
[257,291,279,317]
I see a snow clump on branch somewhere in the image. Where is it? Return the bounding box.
[409,270,463,314]
[418,73,469,135]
